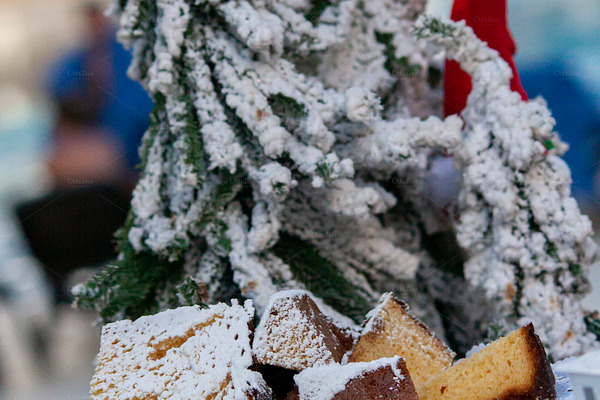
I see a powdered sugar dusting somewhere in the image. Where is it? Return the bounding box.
[253,290,341,370]
[90,300,270,400]
[363,292,454,359]
[293,356,406,400]
[362,292,395,333]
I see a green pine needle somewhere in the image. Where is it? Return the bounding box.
[584,314,600,340]
[268,93,308,120]
[305,0,332,25]
[375,31,422,78]
[75,248,185,322]
[271,233,373,323]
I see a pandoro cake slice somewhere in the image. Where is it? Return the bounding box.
[417,323,556,400]
[349,292,454,386]
[286,356,419,400]
[253,290,351,371]
[90,300,272,400]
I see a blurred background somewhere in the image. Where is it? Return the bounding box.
[0,0,597,398]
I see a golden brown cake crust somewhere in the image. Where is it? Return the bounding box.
[497,323,556,400]
[324,315,357,354]
[350,294,454,361]
[389,297,454,356]
[253,291,349,371]
[349,292,454,387]
[287,357,419,400]
[331,358,419,400]
[416,323,556,400]
[90,302,272,400]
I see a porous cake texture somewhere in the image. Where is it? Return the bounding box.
[287,356,419,400]
[417,323,556,400]
[90,301,272,400]
[253,290,350,371]
[349,292,454,386]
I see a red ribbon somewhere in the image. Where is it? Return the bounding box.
[443,0,528,117]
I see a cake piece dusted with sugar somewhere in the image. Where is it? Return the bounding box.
[90,301,272,400]
[286,356,419,400]
[349,292,454,386]
[253,290,352,371]
[417,323,556,400]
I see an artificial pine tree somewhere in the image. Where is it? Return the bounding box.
[74,0,600,359]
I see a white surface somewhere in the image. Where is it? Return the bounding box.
[554,351,600,375]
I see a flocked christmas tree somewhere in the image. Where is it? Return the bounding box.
[74,0,600,359]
